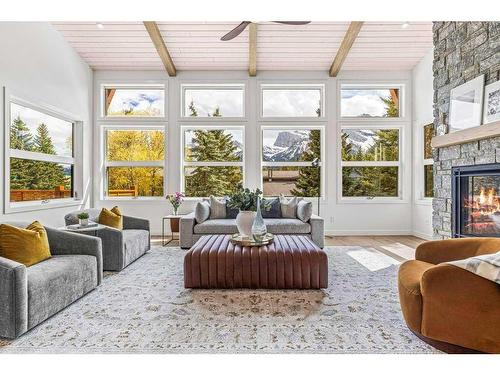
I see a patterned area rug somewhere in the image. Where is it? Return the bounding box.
[0,246,438,353]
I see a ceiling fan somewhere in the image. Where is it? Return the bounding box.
[221,21,311,41]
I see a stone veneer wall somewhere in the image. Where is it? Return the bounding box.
[432,22,500,239]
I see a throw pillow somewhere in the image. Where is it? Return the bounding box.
[209,196,226,219]
[279,195,302,218]
[99,206,123,229]
[261,197,281,218]
[297,200,313,222]
[225,197,239,219]
[195,200,210,223]
[0,221,51,266]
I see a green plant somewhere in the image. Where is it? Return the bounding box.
[226,185,265,212]
[77,212,89,220]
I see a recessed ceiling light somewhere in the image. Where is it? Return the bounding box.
[96,23,104,29]
[401,22,410,29]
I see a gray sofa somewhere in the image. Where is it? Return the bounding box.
[65,208,150,272]
[0,223,102,339]
[180,212,324,249]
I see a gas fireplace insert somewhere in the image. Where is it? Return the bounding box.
[452,164,500,237]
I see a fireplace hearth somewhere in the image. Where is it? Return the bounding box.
[452,164,500,237]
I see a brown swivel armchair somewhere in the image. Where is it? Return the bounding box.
[398,238,500,353]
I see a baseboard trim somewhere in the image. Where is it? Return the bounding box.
[325,229,413,236]
[411,230,434,240]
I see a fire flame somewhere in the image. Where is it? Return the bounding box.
[477,188,500,212]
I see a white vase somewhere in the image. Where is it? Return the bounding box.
[236,211,256,237]
[79,218,89,226]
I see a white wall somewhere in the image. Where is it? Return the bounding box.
[0,22,93,227]
[411,48,434,239]
[93,69,415,236]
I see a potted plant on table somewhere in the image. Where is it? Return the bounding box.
[77,212,89,226]
[166,192,184,216]
[227,186,268,238]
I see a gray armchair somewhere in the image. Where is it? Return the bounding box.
[0,223,102,339]
[65,208,150,271]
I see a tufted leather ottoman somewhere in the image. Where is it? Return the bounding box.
[184,234,328,289]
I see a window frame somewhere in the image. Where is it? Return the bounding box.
[260,125,325,198]
[259,83,326,122]
[338,81,406,122]
[180,125,246,198]
[4,91,83,213]
[179,83,247,122]
[99,83,167,121]
[101,124,166,200]
[416,121,435,204]
[338,124,404,203]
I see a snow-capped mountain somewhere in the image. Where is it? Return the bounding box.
[343,129,375,154]
[263,131,311,162]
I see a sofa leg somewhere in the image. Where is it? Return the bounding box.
[410,330,484,354]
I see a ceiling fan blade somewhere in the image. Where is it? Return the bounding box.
[272,21,311,25]
[221,21,252,41]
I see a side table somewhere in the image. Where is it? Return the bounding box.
[58,223,106,237]
[162,215,182,246]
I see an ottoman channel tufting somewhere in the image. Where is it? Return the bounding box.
[184,234,328,289]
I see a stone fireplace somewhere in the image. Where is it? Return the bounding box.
[432,22,500,239]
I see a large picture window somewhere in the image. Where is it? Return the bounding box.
[182,127,244,197]
[340,85,402,118]
[261,84,324,118]
[104,128,165,198]
[261,128,322,197]
[341,128,401,198]
[182,84,245,118]
[8,101,76,206]
[103,85,165,118]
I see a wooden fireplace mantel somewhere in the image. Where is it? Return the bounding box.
[432,119,500,148]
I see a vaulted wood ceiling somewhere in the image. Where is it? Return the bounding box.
[52,21,433,72]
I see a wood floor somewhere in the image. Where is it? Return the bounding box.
[151,235,428,262]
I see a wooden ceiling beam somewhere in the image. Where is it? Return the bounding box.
[143,21,177,76]
[329,21,364,77]
[248,23,257,76]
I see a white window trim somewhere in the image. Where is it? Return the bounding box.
[179,83,247,122]
[259,83,326,122]
[98,82,168,122]
[4,90,83,213]
[101,125,166,201]
[415,121,435,205]
[259,125,325,198]
[337,80,407,122]
[180,125,245,198]
[338,124,404,203]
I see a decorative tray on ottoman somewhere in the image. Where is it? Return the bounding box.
[230,233,274,246]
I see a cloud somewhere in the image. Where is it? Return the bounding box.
[262,89,320,117]
[184,89,244,117]
[341,89,392,117]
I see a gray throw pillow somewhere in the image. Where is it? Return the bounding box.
[209,196,226,219]
[296,200,313,222]
[279,195,302,218]
[195,201,210,223]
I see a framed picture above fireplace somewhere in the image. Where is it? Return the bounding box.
[449,75,484,133]
[483,80,500,125]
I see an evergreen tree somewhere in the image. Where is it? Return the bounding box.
[9,117,35,189]
[188,100,198,117]
[380,96,398,117]
[185,130,242,197]
[290,130,321,197]
[30,123,67,190]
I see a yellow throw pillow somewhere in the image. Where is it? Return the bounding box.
[99,206,123,229]
[0,221,51,266]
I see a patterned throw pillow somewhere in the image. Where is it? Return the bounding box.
[209,196,227,219]
[225,198,240,219]
[194,201,210,223]
[279,195,302,218]
[261,197,282,218]
[296,200,313,222]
